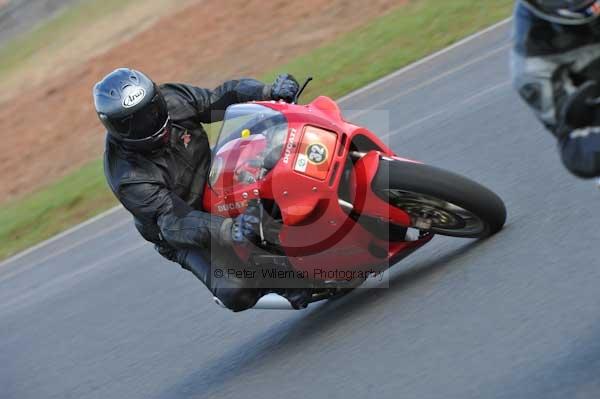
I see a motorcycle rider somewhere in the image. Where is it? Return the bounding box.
[512,0,600,178]
[94,68,301,312]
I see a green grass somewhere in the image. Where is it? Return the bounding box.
[0,0,136,79]
[263,0,514,101]
[0,160,117,259]
[0,0,514,260]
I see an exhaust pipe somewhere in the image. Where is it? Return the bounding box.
[213,293,299,310]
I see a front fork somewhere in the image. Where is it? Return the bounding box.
[350,151,412,226]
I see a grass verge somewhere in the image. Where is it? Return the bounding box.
[262,0,514,100]
[0,160,117,259]
[0,0,514,261]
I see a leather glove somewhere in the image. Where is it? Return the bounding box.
[560,81,600,134]
[270,74,299,103]
[219,201,261,246]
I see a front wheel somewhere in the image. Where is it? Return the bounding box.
[372,158,506,238]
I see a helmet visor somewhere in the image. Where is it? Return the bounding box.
[110,88,169,140]
[120,116,171,150]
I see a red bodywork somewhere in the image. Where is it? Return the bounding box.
[203,96,433,279]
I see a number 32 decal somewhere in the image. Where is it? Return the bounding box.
[306,143,328,165]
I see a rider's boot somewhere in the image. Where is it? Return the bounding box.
[277,289,312,309]
[178,246,262,312]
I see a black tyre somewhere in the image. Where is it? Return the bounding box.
[371,158,506,238]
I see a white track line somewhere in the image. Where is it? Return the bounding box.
[0,217,131,283]
[337,18,512,104]
[346,43,511,120]
[382,80,512,139]
[0,206,124,268]
[0,17,513,268]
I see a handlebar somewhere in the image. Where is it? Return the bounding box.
[292,77,313,104]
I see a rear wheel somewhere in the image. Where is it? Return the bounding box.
[372,158,506,238]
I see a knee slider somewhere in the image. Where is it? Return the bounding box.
[559,133,600,179]
[214,287,261,312]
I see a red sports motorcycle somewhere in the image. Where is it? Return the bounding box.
[204,81,506,310]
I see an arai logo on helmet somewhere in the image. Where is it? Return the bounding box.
[122,85,146,108]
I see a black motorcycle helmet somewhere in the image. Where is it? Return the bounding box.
[94,68,170,152]
[521,0,600,25]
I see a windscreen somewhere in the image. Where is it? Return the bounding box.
[209,104,288,187]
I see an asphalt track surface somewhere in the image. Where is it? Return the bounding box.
[2,20,600,399]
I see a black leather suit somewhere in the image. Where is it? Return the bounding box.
[104,79,272,311]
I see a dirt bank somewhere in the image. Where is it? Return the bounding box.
[0,0,401,202]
